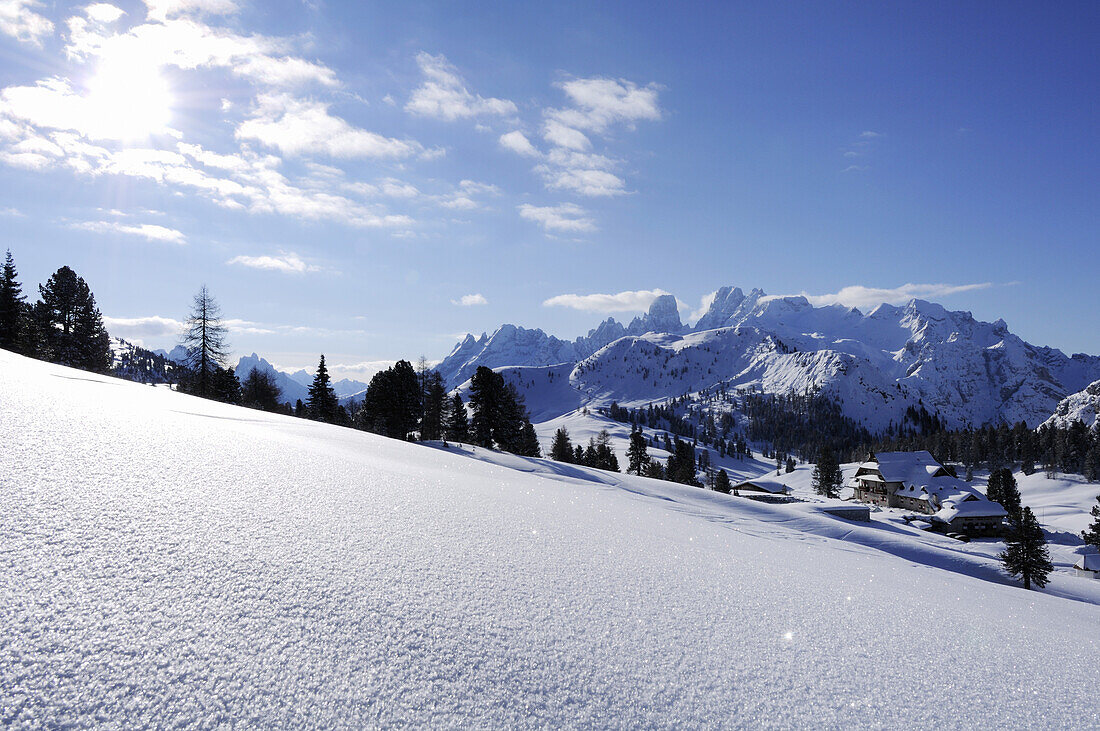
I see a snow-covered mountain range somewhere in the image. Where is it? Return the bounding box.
[438,287,1100,431]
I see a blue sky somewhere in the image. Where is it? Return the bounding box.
[1,0,1097,378]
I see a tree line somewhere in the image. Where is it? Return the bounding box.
[0,251,112,373]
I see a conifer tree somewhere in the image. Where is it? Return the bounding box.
[467,366,499,448]
[987,468,1021,517]
[180,285,228,397]
[212,366,241,404]
[36,266,111,372]
[573,444,584,464]
[714,469,731,494]
[1081,494,1100,552]
[812,447,843,498]
[626,428,651,475]
[550,427,574,463]
[307,355,340,423]
[518,421,541,457]
[644,460,666,480]
[241,367,283,411]
[1000,506,1053,590]
[0,249,25,350]
[445,393,469,442]
[359,359,420,438]
[420,370,447,441]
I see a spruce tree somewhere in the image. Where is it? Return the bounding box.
[1081,494,1100,552]
[812,447,843,498]
[36,266,111,371]
[626,428,651,475]
[467,366,499,448]
[212,366,241,404]
[550,427,574,462]
[420,370,447,441]
[517,421,541,457]
[714,469,731,494]
[0,249,25,350]
[988,468,1021,518]
[445,393,469,443]
[1000,506,1053,590]
[307,355,340,423]
[180,285,228,397]
[241,367,283,411]
[73,292,111,373]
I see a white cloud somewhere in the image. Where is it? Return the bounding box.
[777,282,994,310]
[84,3,125,23]
[452,293,488,306]
[102,314,184,339]
[0,0,54,46]
[72,220,187,243]
[227,251,319,274]
[499,130,539,157]
[236,94,417,159]
[458,179,500,196]
[861,130,884,138]
[525,76,662,199]
[544,168,626,197]
[234,56,338,88]
[543,288,672,313]
[143,0,238,22]
[517,203,595,234]
[542,119,589,151]
[547,77,662,133]
[405,52,517,121]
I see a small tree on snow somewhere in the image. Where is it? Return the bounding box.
[626,428,651,475]
[1081,494,1100,553]
[180,285,229,397]
[1000,507,1053,590]
[812,447,843,498]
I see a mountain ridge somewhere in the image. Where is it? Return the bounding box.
[437,287,1100,431]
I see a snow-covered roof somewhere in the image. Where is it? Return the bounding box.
[733,478,791,494]
[1074,553,1100,571]
[934,498,1008,523]
[863,451,951,483]
[860,451,1006,520]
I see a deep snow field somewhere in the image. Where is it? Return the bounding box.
[3,349,1100,728]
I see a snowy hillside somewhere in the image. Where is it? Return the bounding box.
[3,349,1100,726]
[1044,380,1100,429]
[438,287,1100,431]
[110,337,175,384]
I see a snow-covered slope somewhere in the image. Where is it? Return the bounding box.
[3,350,1100,726]
[1043,380,1100,428]
[110,337,175,384]
[438,287,1100,430]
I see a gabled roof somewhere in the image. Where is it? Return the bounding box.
[732,478,790,494]
[858,450,1007,519]
[863,451,950,483]
[1075,553,1100,571]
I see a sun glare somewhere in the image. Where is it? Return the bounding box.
[85,51,173,141]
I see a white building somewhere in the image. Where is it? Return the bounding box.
[851,451,1007,535]
[1074,553,1100,579]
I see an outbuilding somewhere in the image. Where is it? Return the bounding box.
[1073,553,1100,579]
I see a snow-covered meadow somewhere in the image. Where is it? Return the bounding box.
[3,349,1100,727]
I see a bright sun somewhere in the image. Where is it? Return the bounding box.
[86,51,173,141]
